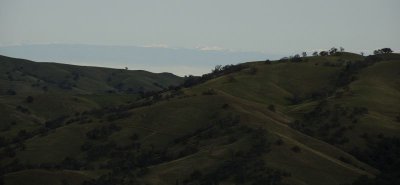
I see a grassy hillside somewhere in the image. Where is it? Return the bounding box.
[0,55,182,94]
[1,52,399,185]
[0,55,183,150]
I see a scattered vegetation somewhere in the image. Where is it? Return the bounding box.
[350,136,400,185]
[290,100,368,145]
[183,64,247,87]
[1,51,399,185]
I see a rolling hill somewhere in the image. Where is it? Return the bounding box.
[0,55,183,145]
[0,52,399,185]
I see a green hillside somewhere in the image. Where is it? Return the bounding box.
[1,52,399,185]
[0,55,183,146]
[0,55,182,94]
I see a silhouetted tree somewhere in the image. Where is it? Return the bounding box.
[340,47,345,52]
[329,47,338,55]
[381,48,393,53]
[374,48,393,55]
[319,51,329,56]
[183,75,199,87]
[212,65,222,73]
[279,57,289,61]
[312,51,319,56]
[302,52,307,57]
[291,54,302,62]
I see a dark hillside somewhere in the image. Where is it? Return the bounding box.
[1,52,399,185]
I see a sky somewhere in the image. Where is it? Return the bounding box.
[0,44,274,76]
[0,0,399,74]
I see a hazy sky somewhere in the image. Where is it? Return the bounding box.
[1,0,399,54]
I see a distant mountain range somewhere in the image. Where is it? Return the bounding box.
[0,44,280,76]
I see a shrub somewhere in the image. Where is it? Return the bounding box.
[290,54,302,62]
[130,133,139,141]
[44,116,68,129]
[86,123,121,140]
[338,156,352,164]
[202,88,216,95]
[329,47,338,55]
[268,105,276,112]
[6,89,17,95]
[16,105,30,114]
[25,96,34,103]
[190,170,203,180]
[291,146,301,153]
[275,139,284,145]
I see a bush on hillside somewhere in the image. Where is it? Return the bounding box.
[58,80,76,90]
[16,105,30,114]
[350,136,400,185]
[44,116,68,129]
[290,54,302,62]
[202,88,216,95]
[6,89,17,95]
[25,96,34,103]
[183,64,246,88]
[86,123,121,140]
[275,138,284,145]
[291,146,301,153]
[268,104,276,112]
